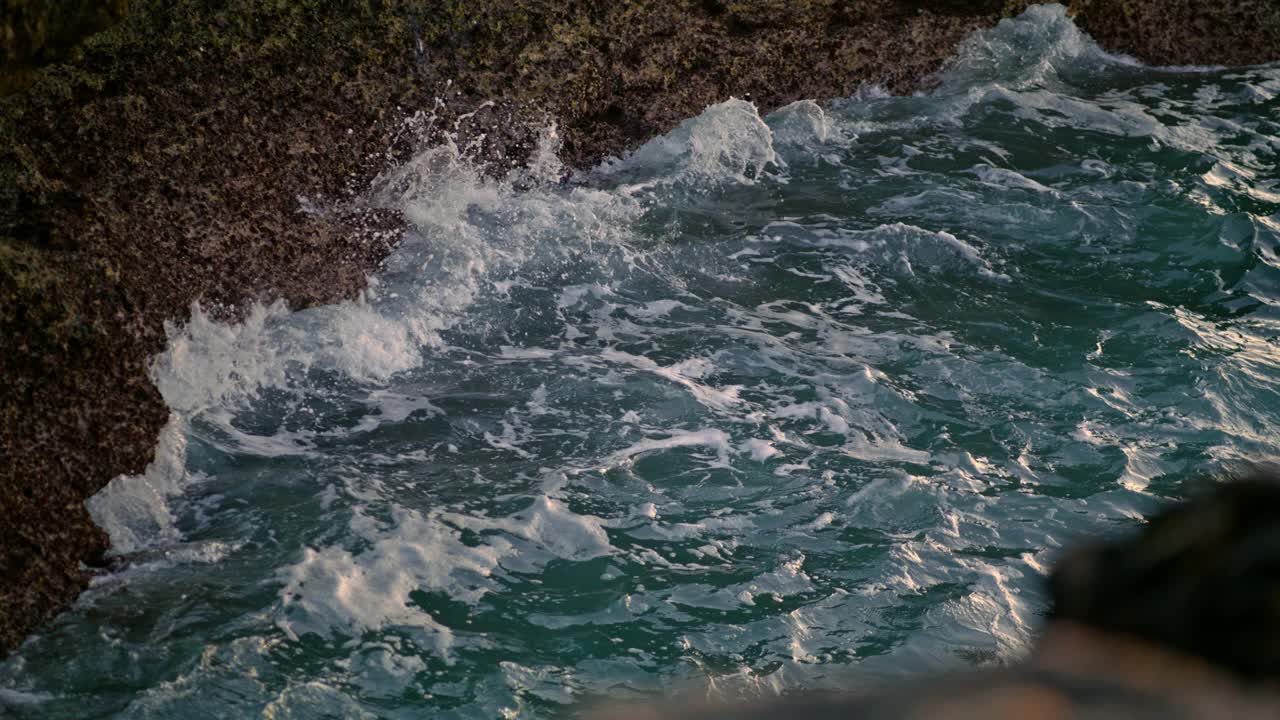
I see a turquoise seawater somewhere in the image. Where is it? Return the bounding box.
[5,5,1280,718]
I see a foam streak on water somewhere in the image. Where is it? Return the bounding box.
[5,5,1280,718]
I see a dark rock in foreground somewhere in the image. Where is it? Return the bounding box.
[3,0,1279,654]
[598,478,1280,718]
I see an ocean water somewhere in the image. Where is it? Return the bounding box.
[5,5,1280,718]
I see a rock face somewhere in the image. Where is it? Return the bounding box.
[1067,0,1280,67]
[0,0,130,95]
[2,0,1279,654]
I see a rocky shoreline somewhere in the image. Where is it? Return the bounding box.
[2,0,1278,655]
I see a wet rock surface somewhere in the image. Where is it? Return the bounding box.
[2,0,1279,654]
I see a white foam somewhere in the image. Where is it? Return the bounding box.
[940,4,1112,91]
[86,415,189,554]
[601,429,736,469]
[326,301,422,381]
[602,349,743,410]
[261,681,381,719]
[627,298,688,319]
[277,506,509,658]
[278,493,614,657]
[802,512,836,532]
[0,688,53,706]
[596,98,777,186]
[768,99,854,160]
[466,495,614,563]
[973,164,1058,195]
[799,222,1010,282]
[151,302,295,416]
[741,438,780,462]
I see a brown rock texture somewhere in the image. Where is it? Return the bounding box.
[2,0,1279,655]
[0,0,130,95]
[1068,0,1280,67]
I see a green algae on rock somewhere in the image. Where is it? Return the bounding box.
[3,0,1280,655]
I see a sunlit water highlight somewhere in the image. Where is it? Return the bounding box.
[5,5,1280,718]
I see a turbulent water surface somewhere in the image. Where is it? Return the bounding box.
[5,6,1280,718]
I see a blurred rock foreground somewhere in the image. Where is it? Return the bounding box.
[596,478,1280,718]
[2,0,1279,654]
